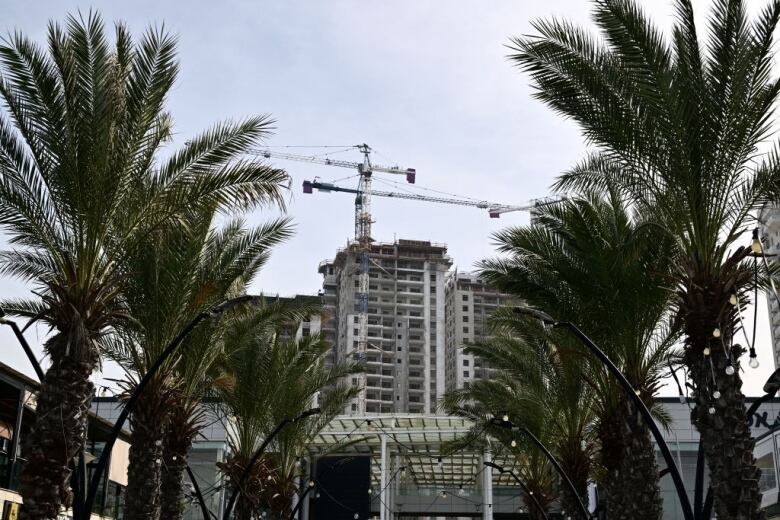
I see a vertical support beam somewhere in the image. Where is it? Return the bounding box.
[292,468,301,519]
[380,434,388,520]
[303,457,313,520]
[482,449,493,520]
[7,386,24,489]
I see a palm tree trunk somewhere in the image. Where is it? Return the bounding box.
[18,334,98,520]
[557,438,590,520]
[124,388,168,520]
[687,340,763,519]
[160,405,199,520]
[616,402,662,520]
[598,399,662,520]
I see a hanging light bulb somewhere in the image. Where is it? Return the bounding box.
[155,440,163,447]
[315,492,321,498]
[750,357,760,369]
[267,475,273,482]
[708,407,716,415]
[502,414,509,422]
[510,439,517,448]
[713,328,721,338]
[752,229,763,253]
[308,480,315,488]
[725,365,736,375]
[713,390,721,399]
[353,514,359,520]
[730,294,738,306]
[368,487,373,495]
[703,347,711,356]
[172,455,177,461]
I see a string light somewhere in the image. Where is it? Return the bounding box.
[703,347,711,356]
[713,328,721,338]
[510,439,517,448]
[713,390,721,399]
[725,365,736,376]
[730,294,738,306]
[708,406,716,415]
[502,414,509,422]
[749,347,760,369]
[752,229,763,253]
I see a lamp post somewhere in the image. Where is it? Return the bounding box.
[222,407,321,520]
[514,306,694,520]
[288,480,315,520]
[491,418,590,519]
[81,295,265,519]
[483,461,548,520]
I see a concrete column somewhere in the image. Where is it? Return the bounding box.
[380,434,388,520]
[482,449,493,520]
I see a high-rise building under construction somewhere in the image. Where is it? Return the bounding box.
[319,239,452,414]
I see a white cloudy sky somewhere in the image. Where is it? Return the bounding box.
[0,0,776,395]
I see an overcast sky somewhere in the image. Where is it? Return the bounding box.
[1,0,776,395]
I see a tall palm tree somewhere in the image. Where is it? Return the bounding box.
[479,192,676,519]
[0,13,288,518]
[510,1,780,514]
[106,210,293,520]
[215,310,360,520]
[442,315,594,520]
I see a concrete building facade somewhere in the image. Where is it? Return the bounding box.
[761,207,780,369]
[320,239,452,414]
[444,270,517,392]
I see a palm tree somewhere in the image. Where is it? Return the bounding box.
[0,13,288,518]
[442,315,594,520]
[106,209,293,520]
[509,1,780,514]
[479,192,676,519]
[215,309,360,520]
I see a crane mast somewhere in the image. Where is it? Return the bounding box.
[353,145,372,415]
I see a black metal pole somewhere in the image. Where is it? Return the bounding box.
[223,408,320,520]
[186,462,215,520]
[0,313,45,382]
[514,307,694,520]
[483,462,548,520]
[83,295,261,519]
[288,481,315,520]
[494,420,590,519]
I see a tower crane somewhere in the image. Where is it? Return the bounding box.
[255,144,560,414]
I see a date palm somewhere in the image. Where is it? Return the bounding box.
[509,1,780,515]
[442,318,594,520]
[479,192,676,519]
[107,209,293,520]
[0,13,288,519]
[215,309,360,520]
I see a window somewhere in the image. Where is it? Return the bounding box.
[397,359,402,364]
[353,328,359,335]
[463,326,469,333]
[397,334,402,339]
[462,305,469,312]
[351,403,357,411]
[354,316,359,323]
[462,294,469,301]
[463,316,469,322]
[464,370,470,377]
[463,359,470,367]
